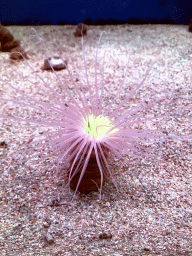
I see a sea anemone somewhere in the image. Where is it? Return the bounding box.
[0,28,190,199]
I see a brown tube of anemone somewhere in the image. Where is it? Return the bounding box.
[68,145,110,193]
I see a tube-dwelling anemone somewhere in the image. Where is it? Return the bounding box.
[0,29,169,198]
[68,114,118,193]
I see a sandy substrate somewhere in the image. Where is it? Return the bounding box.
[0,24,192,255]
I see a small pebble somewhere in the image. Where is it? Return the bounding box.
[0,141,8,148]
[49,198,60,207]
[41,56,67,71]
[44,233,54,244]
[143,247,151,251]
[43,221,51,228]
[99,232,112,240]
[10,46,29,61]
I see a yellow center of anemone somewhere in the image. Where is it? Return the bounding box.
[83,114,118,139]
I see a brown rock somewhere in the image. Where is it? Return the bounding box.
[189,19,192,32]
[74,23,87,37]
[0,22,20,51]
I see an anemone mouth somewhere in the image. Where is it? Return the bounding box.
[83,114,119,140]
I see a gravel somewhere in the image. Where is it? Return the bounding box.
[0,24,192,255]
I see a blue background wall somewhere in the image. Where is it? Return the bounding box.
[0,0,191,25]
